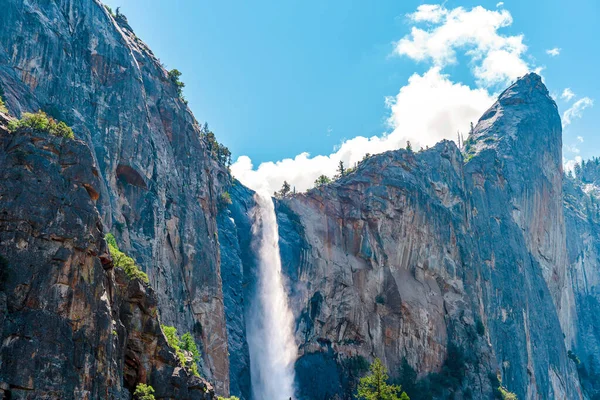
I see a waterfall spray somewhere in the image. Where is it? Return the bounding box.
[247,192,297,400]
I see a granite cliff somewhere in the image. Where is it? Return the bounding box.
[0,113,214,399]
[222,75,594,400]
[0,1,599,399]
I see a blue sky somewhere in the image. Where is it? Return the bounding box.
[104,0,598,192]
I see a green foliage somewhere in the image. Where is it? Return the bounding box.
[161,325,201,377]
[0,96,7,114]
[337,160,346,177]
[134,383,155,400]
[406,141,413,152]
[168,69,186,101]
[217,397,240,400]
[105,233,149,283]
[375,294,385,305]
[275,180,292,198]
[357,358,409,400]
[489,373,518,400]
[104,4,115,16]
[181,332,201,364]
[8,111,74,139]
[314,174,331,188]
[201,123,232,167]
[219,191,232,210]
[498,386,517,400]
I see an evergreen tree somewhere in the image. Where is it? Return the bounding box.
[278,181,291,197]
[406,141,413,152]
[314,175,331,188]
[357,358,409,400]
[337,160,346,176]
[134,383,155,400]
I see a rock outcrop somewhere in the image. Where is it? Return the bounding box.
[0,0,230,394]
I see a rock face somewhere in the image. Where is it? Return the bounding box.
[0,0,230,394]
[269,74,583,400]
[563,164,600,398]
[218,182,257,400]
[0,117,214,399]
[0,1,598,399]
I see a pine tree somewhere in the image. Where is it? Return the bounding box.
[314,175,331,188]
[278,181,291,197]
[337,160,345,176]
[356,358,409,400]
[406,141,413,152]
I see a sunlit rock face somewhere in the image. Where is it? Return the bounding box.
[0,0,230,393]
[0,0,597,398]
[0,116,215,399]
[275,74,584,400]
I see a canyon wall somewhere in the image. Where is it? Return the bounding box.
[0,0,230,394]
[0,114,214,399]
[0,1,599,399]
[271,74,585,400]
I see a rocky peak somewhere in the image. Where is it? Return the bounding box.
[465,73,561,163]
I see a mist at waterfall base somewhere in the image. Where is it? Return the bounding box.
[246,192,298,400]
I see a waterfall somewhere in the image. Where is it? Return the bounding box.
[247,192,297,400]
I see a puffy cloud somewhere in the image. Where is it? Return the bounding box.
[546,47,561,57]
[232,4,531,194]
[564,156,583,173]
[577,136,584,143]
[395,5,530,87]
[408,5,448,23]
[561,88,575,101]
[232,68,494,194]
[496,2,504,7]
[563,97,594,127]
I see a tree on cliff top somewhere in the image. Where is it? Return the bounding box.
[357,358,410,400]
[314,174,331,188]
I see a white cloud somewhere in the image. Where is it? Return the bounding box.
[546,47,561,57]
[232,4,531,195]
[577,136,584,143]
[232,68,494,194]
[409,5,448,23]
[496,2,504,7]
[395,5,530,87]
[561,88,575,101]
[563,97,594,127]
[564,156,583,173]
